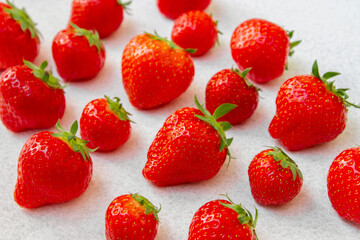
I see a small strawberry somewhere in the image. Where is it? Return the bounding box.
[248,147,303,205]
[171,10,218,57]
[269,61,360,151]
[122,32,195,109]
[0,0,40,70]
[14,120,95,208]
[0,60,66,132]
[157,0,211,19]
[69,0,131,39]
[52,23,106,82]
[143,96,236,186]
[105,193,160,240]
[80,96,132,151]
[327,146,360,224]
[230,18,300,83]
[206,68,260,125]
[188,195,258,240]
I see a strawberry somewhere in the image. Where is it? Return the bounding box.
[171,10,218,57]
[230,18,301,83]
[188,195,258,240]
[122,32,195,109]
[52,23,106,82]
[105,193,160,240]
[157,0,211,19]
[0,0,40,70]
[0,60,66,132]
[248,147,303,205]
[69,0,131,39]
[327,146,360,224]
[80,96,132,151]
[142,96,236,186]
[14,121,95,208]
[269,61,360,151]
[206,68,259,125]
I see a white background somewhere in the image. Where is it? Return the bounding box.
[1,0,360,239]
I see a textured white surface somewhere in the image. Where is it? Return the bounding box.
[1,0,360,239]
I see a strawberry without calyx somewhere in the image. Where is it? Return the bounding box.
[157,0,211,19]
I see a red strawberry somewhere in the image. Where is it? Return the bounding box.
[122,32,195,109]
[171,10,218,57]
[105,193,160,240]
[80,96,132,151]
[269,61,360,151]
[69,0,131,39]
[157,0,211,19]
[206,68,259,125]
[0,1,40,70]
[0,60,66,132]
[327,146,360,224]
[230,18,300,83]
[14,121,95,208]
[52,23,106,82]
[143,96,235,186]
[188,195,258,240]
[248,147,303,205]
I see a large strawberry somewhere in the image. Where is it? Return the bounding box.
[142,96,236,186]
[248,147,303,205]
[157,0,211,19]
[69,0,131,39]
[0,1,40,70]
[122,32,195,109]
[0,60,66,132]
[105,193,160,240]
[269,61,360,151]
[230,18,300,83]
[14,121,95,208]
[52,23,106,82]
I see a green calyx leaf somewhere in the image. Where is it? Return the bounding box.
[4,0,40,39]
[51,120,97,162]
[267,146,303,181]
[232,67,261,92]
[117,0,131,14]
[104,95,134,123]
[285,30,301,70]
[70,22,103,53]
[132,193,161,223]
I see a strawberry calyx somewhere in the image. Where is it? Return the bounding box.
[232,67,261,92]
[210,13,222,45]
[287,30,301,57]
[105,95,134,123]
[70,22,103,53]
[117,0,131,14]
[131,193,161,223]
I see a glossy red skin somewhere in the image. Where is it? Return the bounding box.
[206,69,259,125]
[248,149,303,205]
[122,34,194,109]
[327,147,360,224]
[0,3,40,70]
[188,199,257,240]
[143,107,227,186]
[230,18,290,83]
[80,98,131,151]
[70,0,125,39]
[0,65,66,132]
[105,194,158,240]
[269,75,347,151]
[171,11,217,57]
[157,0,211,19]
[14,131,93,208]
[52,28,106,82]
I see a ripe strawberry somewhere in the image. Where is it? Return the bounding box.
[105,193,160,240]
[122,32,195,109]
[52,23,106,82]
[80,96,132,151]
[269,61,360,151]
[230,18,301,83]
[143,96,236,186]
[327,146,360,224]
[188,195,258,240]
[248,147,303,205]
[14,121,95,208]
[0,1,40,70]
[206,68,259,125]
[171,10,218,57]
[69,0,131,39]
[0,60,66,132]
[157,0,211,19]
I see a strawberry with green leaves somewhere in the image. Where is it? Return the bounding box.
[157,0,211,19]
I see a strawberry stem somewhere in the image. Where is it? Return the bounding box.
[70,22,103,53]
[132,193,161,223]
[105,96,134,123]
